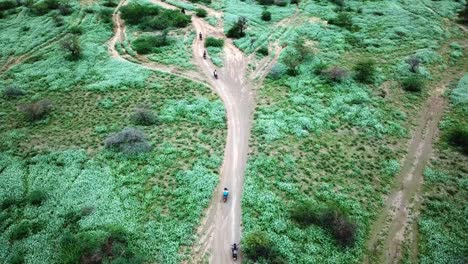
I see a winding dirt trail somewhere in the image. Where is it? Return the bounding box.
[189,16,255,264]
[108,1,263,262]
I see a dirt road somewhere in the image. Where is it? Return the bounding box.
[190,16,254,264]
[365,71,467,264]
[109,1,257,262]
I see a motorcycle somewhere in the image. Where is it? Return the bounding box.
[214,70,218,79]
[203,51,206,59]
[232,244,238,260]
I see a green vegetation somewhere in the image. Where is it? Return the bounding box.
[195,7,207,17]
[401,75,424,92]
[419,75,468,263]
[0,2,226,263]
[204,36,224,48]
[238,0,465,263]
[132,32,169,54]
[227,16,247,38]
[261,9,271,21]
[120,2,190,30]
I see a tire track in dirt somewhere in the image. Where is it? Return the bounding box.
[365,44,467,263]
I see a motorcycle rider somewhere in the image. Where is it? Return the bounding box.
[232,243,238,260]
[213,69,218,79]
[199,32,203,40]
[223,188,229,198]
[203,50,207,59]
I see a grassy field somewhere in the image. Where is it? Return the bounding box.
[0,1,225,263]
[232,0,467,263]
[416,75,468,264]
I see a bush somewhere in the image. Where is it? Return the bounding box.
[1,197,21,210]
[257,46,269,56]
[205,36,224,48]
[268,63,286,79]
[227,17,247,38]
[18,100,53,121]
[10,221,31,241]
[131,108,158,126]
[353,59,376,84]
[2,86,25,98]
[291,202,357,247]
[447,125,468,155]
[329,12,352,29]
[282,51,301,75]
[323,66,348,83]
[0,0,16,11]
[256,0,274,5]
[261,10,271,21]
[401,75,424,92]
[195,8,207,17]
[30,0,61,15]
[120,3,159,24]
[407,56,421,73]
[104,128,151,155]
[244,231,274,261]
[329,0,345,6]
[27,190,47,206]
[62,35,81,60]
[132,32,169,54]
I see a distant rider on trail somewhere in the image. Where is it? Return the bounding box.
[213,69,218,79]
[199,32,203,40]
[232,243,238,260]
[223,188,229,202]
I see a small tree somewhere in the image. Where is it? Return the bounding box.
[323,66,348,83]
[353,59,376,84]
[130,108,158,126]
[104,128,151,155]
[18,100,53,121]
[261,10,271,21]
[244,231,274,261]
[329,12,352,29]
[227,16,247,38]
[195,8,207,17]
[282,51,301,75]
[447,125,468,155]
[401,75,424,92]
[62,35,81,60]
[407,56,420,73]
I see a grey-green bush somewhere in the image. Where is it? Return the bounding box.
[261,10,271,21]
[131,108,158,126]
[2,86,25,98]
[104,128,151,155]
[18,100,53,121]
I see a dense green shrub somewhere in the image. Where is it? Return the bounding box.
[120,3,159,24]
[261,10,271,21]
[102,0,117,7]
[329,0,345,6]
[205,36,224,48]
[132,32,169,54]
[282,51,301,75]
[353,59,376,83]
[62,35,81,60]
[18,100,53,121]
[2,86,25,98]
[189,0,211,3]
[10,221,31,241]
[291,202,357,247]
[30,0,66,15]
[243,231,274,261]
[131,108,158,126]
[257,46,268,56]
[227,16,247,38]
[104,128,151,155]
[407,56,421,73]
[401,75,424,92]
[0,0,16,11]
[121,3,190,30]
[329,12,353,29]
[1,197,21,210]
[447,125,468,155]
[27,190,47,206]
[195,8,207,17]
[256,0,274,5]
